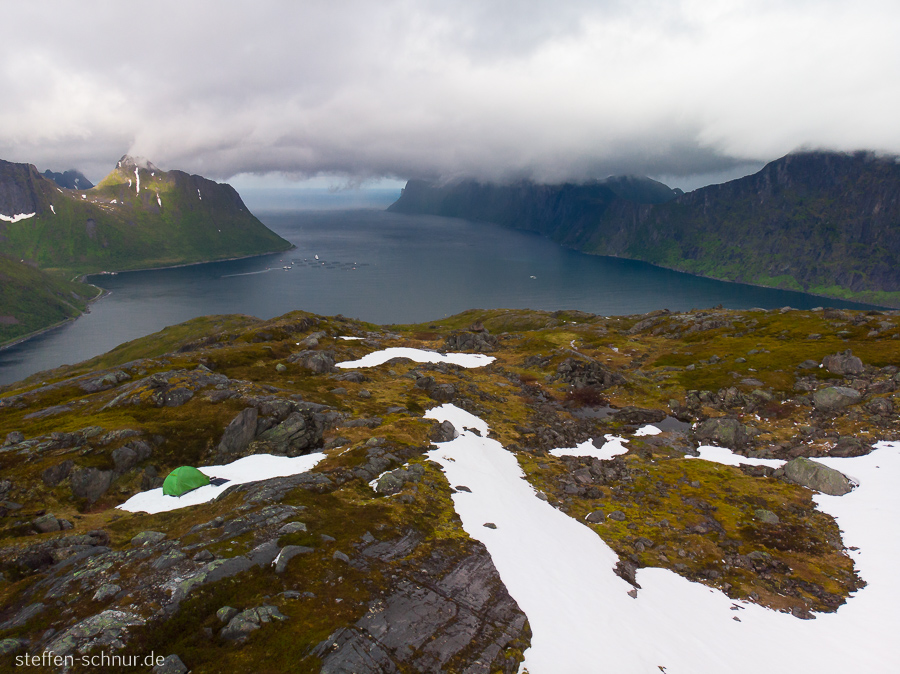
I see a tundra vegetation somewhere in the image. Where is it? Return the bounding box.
[0,305,897,671]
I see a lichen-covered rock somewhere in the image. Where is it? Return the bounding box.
[220,605,288,641]
[443,330,499,353]
[41,459,74,486]
[255,410,322,456]
[131,530,167,547]
[693,417,752,449]
[69,466,114,503]
[783,457,854,496]
[216,407,259,460]
[287,349,335,373]
[46,610,145,656]
[822,350,865,375]
[429,420,459,442]
[813,386,862,412]
[556,357,623,390]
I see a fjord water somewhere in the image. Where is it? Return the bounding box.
[0,210,877,386]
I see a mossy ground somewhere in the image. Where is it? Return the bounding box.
[1,305,896,668]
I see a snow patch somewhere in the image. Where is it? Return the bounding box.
[116,452,326,514]
[134,167,140,194]
[337,346,494,369]
[634,424,661,436]
[0,212,36,223]
[338,336,364,340]
[156,193,162,207]
[49,205,55,215]
[688,445,785,468]
[549,434,630,461]
[197,188,202,200]
[425,403,898,673]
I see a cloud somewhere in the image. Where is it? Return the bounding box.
[0,0,897,185]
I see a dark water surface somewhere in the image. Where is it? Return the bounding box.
[0,210,878,385]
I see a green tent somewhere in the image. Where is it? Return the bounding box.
[162,466,211,497]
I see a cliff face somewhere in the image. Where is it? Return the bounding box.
[389,152,900,306]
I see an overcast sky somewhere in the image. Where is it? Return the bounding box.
[1,0,897,190]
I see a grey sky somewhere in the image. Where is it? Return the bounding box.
[1,0,897,189]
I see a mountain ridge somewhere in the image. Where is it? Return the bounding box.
[0,155,292,345]
[389,151,900,307]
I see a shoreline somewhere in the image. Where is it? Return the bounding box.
[0,283,108,352]
[1,245,294,353]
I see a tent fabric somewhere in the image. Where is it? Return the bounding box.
[162,466,211,497]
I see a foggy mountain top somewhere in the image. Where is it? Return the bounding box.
[1,0,897,189]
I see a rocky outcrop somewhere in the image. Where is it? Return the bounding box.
[693,417,753,449]
[555,357,624,390]
[314,536,529,674]
[783,458,855,496]
[444,330,499,353]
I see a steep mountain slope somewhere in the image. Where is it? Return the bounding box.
[0,256,101,344]
[41,169,94,190]
[390,152,900,307]
[0,156,292,275]
[0,305,895,670]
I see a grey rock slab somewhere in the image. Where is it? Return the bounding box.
[277,521,307,535]
[0,602,44,630]
[46,610,145,656]
[92,583,121,602]
[217,407,258,460]
[131,530,166,547]
[783,457,854,496]
[217,606,239,623]
[823,350,865,375]
[754,509,780,524]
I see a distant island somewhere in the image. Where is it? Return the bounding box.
[0,155,292,345]
[389,151,900,308]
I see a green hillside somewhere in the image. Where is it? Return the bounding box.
[0,156,291,275]
[0,156,292,345]
[0,255,101,344]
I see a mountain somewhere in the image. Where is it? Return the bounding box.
[0,155,292,275]
[41,169,94,190]
[389,151,900,307]
[0,155,292,345]
[0,305,892,670]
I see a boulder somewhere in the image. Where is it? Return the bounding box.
[429,420,458,443]
[111,441,153,473]
[813,386,861,412]
[287,350,335,373]
[783,457,854,496]
[217,407,259,459]
[256,411,322,456]
[427,383,457,403]
[556,358,623,390]
[822,350,865,375]
[830,436,873,458]
[41,460,74,486]
[4,431,24,445]
[443,330,499,353]
[864,397,894,416]
[32,514,63,533]
[693,417,751,449]
[69,467,114,503]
